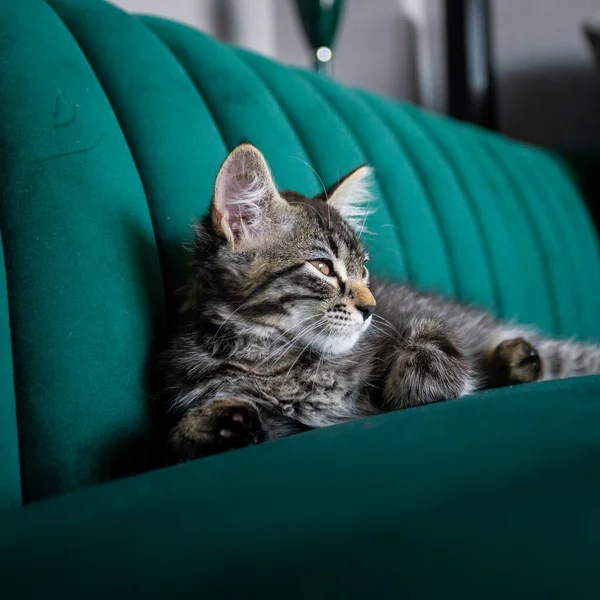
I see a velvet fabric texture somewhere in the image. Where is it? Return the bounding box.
[2,377,600,598]
[1,1,600,596]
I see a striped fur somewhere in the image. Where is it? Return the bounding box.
[162,144,600,460]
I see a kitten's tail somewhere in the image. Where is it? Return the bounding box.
[538,338,600,380]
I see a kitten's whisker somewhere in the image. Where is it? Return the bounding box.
[371,320,397,337]
[369,323,395,342]
[288,155,328,202]
[210,299,255,345]
[357,200,371,240]
[271,320,327,370]
[268,314,318,348]
[262,317,328,368]
[285,330,323,379]
[373,314,400,335]
[260,316,323,364]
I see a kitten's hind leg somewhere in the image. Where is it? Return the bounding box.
[482,328,600,387]
[170,399,266,460]
[382,316,477,409]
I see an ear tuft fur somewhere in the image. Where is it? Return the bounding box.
[212,144,281,249]
[326,165,374,230]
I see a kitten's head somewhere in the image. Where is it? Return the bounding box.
[188,143,376,356]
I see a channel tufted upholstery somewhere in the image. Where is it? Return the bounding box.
[1,1,600,597]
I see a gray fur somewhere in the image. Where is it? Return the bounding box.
[162,144,600,459]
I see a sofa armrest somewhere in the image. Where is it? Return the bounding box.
[2,377,600,599]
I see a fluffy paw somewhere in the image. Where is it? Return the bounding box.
[489,337,542,387]
[170,400,266,460]
[383,318,474,408]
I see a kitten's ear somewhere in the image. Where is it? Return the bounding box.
[325,165,374,229]
[212,144,283,250]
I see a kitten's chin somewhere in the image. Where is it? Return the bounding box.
[313,318,371,356]
[319,333,361,356]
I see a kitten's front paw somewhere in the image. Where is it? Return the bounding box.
[170,399,266,460]
[488,337,542,387]
[384,318,474,408]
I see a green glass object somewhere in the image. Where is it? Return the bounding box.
[294,0,345,73]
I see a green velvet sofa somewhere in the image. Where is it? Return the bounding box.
[2,0,600,597]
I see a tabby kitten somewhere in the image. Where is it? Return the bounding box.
[163,143,600,460]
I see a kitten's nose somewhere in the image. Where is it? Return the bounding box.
[357,304,376,320]
[352,283,376,320]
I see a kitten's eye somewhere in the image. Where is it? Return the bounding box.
[362,265,369,280]
[309,260,333,277]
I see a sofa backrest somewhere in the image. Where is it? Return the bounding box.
[1,0,599,505]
